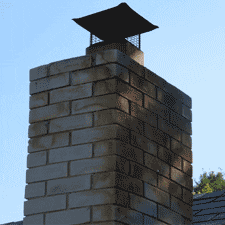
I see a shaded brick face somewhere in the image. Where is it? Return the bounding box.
[23,49,193,225]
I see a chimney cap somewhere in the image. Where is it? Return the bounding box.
[72,2,158,42]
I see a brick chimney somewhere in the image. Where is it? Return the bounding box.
[23,3,193,225]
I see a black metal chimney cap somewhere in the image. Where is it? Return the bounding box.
[72,2,158,42]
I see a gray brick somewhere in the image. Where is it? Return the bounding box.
[94,49,128,67]
[94,140,143,164]
[45,207,91,225]
[72,93,129,115]
[144,95,170,121]
[30,64,48,81]
[158,116,182,142]
[71,124,129,146]
[28,121,48,138]
[93,205,143,224]
[144,153,170,178]
[171,195,192,219]
[94,139,143,164]
[116,173,143,196]
[28,132,69,153]
[144,182,170,208]
[144,67,168,93]
[24,195,66,216]
[30,72,69,95]
[70,155,129,176]
[92,171,143,196]
[130,131,152,153]
[158,145,182,170]
[71,63,129,86]
[146,141,158,156]
[144,215,167,225]
[182,92,192,109]
[49,113,93,133]
[94,49,145,78]
[127,58,145,78]
[49,55,91,75]
[93,78,117,96]
[183,187,193,206]
[147,72,192,111]
[26,162,67,183]
[95,78,143,107]
[92,171,117,189]
[29,101,70,124]
[129,193,157,218]
[93,140,120,157]
[183,159,192,177]
[29,92,48,109]
[158,175,183,199]
[171,99,183,116]
[25,182,45,199]
[50,83,92,104]
[171,167,185,188]
[108,63,130,82]
[156,87,169,103]
[48,144,92,164]
[69,188,129,208]
[130,102,158,128]
[157,88,182,112]
[23,214,44,225]
[127,38,144,66]
[47,174,91,195]
[129,161,158,187]
[158,204,185,224]
[166,82,192,109]
[170,110,192,135]
[182,104,192,121]
[130,71,156,99]
[171,138,192,164]
[171,166,193,190]
[182,131,192,148]
[131,129,170,154]
[27,151,47,168]
[144,123,170,149]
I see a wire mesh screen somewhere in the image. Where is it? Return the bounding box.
[126,35,139,49]
[92,34,103,45]
[90,33,140,49]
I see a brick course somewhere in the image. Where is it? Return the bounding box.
[23,49,193,224]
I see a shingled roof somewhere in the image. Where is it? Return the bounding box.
[1,221,23,225]
[193,189,225,224]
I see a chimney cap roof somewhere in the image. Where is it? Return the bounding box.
[72,2,158,42]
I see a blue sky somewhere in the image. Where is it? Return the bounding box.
[1,0,225,223]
